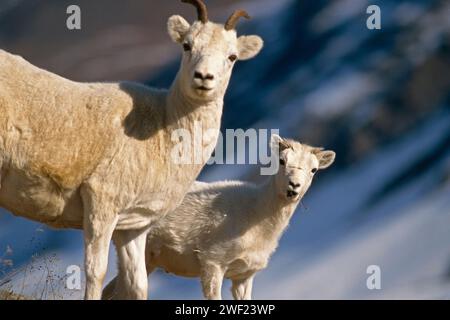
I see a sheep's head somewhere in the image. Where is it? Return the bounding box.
[168,0,263,101]
[271,134,336,202]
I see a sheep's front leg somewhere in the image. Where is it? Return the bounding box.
[200,263,224,300]
[112,229,149,300]
[231,276,254,300]
[81,185,119,300]
[83,209,118,299]
[101,264,155,300]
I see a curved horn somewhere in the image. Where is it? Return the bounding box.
[224,10,251,31]
[181,0,208,23]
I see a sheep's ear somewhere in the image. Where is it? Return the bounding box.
[237,35,264,60]
[315,150,336,169]
[271,134,291,152]
[168,15,191,43]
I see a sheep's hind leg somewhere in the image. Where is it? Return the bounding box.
[111,228,148,300]
[200,262,224,300]
[231,275,254,300]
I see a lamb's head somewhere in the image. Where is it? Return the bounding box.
[271,135,336,202]
[168,0,263,101]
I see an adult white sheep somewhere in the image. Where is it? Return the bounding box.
[102,135,336,300]
[0,0,263,299]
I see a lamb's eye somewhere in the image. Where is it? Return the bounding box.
[279,159,285,166]
[229,54,238,62]
[311,168,318,174]
[183,43,192,52]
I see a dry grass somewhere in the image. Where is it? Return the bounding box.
[0,289,31,300]
[0,230,82,300]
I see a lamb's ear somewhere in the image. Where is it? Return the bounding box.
[315,150,336,169]
[271,134,292,152]
[168,15,191,43]
[237,35,264,60]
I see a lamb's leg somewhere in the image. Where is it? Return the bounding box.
[231,276,254,300]
[101,277,117,300]
[111,229,149,300]
[200,262,224,300]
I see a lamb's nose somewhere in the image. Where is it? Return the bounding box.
[289,181,301,189]
[194,71,214,81]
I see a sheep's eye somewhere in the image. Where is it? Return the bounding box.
[279,159,285,166]
[183,43,192,52]
[311,168,318,174]
[229,54,238,62]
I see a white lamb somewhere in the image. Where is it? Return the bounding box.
[0,0,263,299]
[103,135,336,300]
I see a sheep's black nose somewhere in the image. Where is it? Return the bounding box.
[194,71,214,80]
[289,181,301,189]
[287,190,299,198]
